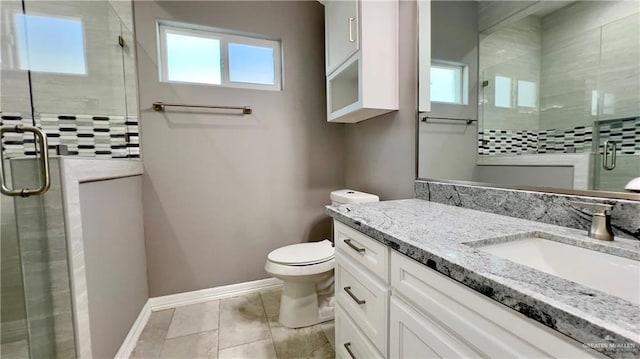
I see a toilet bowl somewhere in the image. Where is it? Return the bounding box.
[265,240,335,328]
[264,189,379,329]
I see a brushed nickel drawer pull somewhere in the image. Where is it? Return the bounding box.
[344,286,366,305]
[344,342,356,359]
[344,239,365,253]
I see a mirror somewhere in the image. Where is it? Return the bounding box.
[418,0,640,198]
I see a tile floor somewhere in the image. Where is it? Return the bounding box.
[130,289,335,359]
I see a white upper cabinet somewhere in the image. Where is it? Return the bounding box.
[323,0,399,123]
[325,0,359,75]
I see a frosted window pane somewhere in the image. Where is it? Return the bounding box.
[495,76,512,108]
[517,80,536,108]
[166,33,221,85]
[228,43,275,85]
[15,14,86,75]
[430,65,462,104]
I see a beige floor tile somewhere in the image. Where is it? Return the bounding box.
[218,294,271,350]
[268,317,335,359]
[319,321,335,349]
[259,289,281,319]
[166,300,220,339]
[160,330,218,359]
[218,339,277,359]
[131,309,175,359]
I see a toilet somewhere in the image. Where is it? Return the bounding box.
[264,189,379,328]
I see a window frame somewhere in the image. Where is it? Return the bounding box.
[157,22,282,91]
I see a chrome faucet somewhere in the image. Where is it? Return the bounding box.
[571,201,614,241]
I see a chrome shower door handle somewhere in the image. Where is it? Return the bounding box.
[603,140,617,171]
[0,125,51,197]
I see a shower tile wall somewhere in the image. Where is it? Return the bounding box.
[480,1,640,157]
[0,0,139,160]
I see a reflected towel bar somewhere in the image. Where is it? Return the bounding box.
[420,115,476,125]
[152,102,252,114]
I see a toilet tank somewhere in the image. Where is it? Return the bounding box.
[330,189,379,206]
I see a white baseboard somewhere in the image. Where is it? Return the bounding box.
[114,301,151,359]
[148,277,283,311]
[116,277,282,358]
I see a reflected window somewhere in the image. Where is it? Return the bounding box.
[495,76,512,108]
[158,22,281,90]
[15,14,87,75]
[517,80,537,108]
[430,62,466,104]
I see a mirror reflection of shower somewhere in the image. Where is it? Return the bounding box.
[478,1,640,193]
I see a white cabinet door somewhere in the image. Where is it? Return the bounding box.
[325,0,359,74]
[389,296,482,359]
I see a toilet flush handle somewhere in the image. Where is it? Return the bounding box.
[343,239,366,253]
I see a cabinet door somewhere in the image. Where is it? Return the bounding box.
[389,297,482,359]
[325,0,359,74]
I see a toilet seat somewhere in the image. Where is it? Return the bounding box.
[268,240,334,266]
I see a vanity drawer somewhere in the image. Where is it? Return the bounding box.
[334,221,389,282]
[390,251,605,358]
[335,305,384,359]
[336,253,389,355]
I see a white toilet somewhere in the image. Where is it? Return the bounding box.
[264,189,379,328]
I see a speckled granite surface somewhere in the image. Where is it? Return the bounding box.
[415,181,640,240]
[327,199,640,359]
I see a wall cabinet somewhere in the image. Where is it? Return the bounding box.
[325,0,359,74]
[323,0,399,123]
[333,220,606,359]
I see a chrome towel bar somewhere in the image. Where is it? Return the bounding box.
[152,102,252,114]
[420,115,477,125]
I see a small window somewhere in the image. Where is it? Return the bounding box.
[517,80,537,108]
[430,62,467,104]
[15,14,87,75]
[494,76,512,108]
[158,22,281,90]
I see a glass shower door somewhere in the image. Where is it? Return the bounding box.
[1,1,76,357]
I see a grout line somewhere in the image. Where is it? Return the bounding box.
[155,308,175,359]
[258,291,280,359]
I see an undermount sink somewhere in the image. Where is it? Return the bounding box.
[473,234,640,305]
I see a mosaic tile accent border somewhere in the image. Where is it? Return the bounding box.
[1,113,139,159]
[479,117,639,156]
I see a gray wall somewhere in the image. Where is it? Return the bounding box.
[80,176,148,358]
[134,0,346,296]
[418,1,479,181]
[343,0,417,200]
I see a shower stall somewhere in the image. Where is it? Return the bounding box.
[1,0,138,357]
[478,3,640,192]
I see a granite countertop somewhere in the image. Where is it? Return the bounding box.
[327,199,640,359]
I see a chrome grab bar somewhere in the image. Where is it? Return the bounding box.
[603,140,617,171]
[0,125,51,197]
[152,102,252,114]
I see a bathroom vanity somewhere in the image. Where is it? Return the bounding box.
[329,198,639,359]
